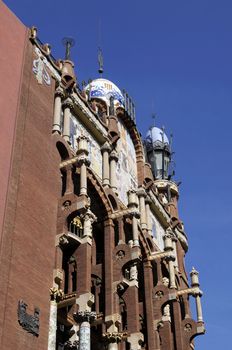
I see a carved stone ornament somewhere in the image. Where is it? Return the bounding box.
[155,290,164,299]
[184,323,192,332]
[116,250,125,261]
[17,300,40,336]
[102,331,128,344]
[73,311,96,323]
[33,50,51,86]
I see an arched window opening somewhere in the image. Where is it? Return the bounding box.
[61,170,67,196]
[62,246,78,295]
[113,219,119,247]
[124,221,133,244]
[119,297,127,331]
[93,222,104,265]
[108,194,118,211]
[56,141,69,161]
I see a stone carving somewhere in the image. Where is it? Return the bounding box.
[59,234,69,246]
[154,291,164,299]
[130,264,138,281]
[17,300,40,336]
[162,277,169,287]
[73,311,96,323]
[50,287,64,302]
[102,331,128,343]
[184,323,192,332]
[33,51,51,86]
[116,250,125,260]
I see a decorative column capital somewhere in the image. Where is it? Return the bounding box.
[163,233,174,251]
[190,267,200,287]
[145,196,152,205]
[102,331,128,344]
[73,311,96,323]
[63,97,74,110]
[101,141,111,154]
[49,287,64,302]
[127,189,139,208]
[55,86,65,98]
[137,187,146,198]
[76,155,90,167]
[109,150,119,161]
[76,135,89,155]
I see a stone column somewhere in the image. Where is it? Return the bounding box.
[109,150,118,192]
[74,311,96,350]
[47,288,63,350]
[63,97,73,143]
[163,232,176,289]
[52,86,64,134]
[76,135,90,196]
[143,261,158,350]
[101,142,111,187]
[132,215,140,247]
[127,190,140,247]
[190,267,203,322]
[137,187,147,230]
[145,197,152,236]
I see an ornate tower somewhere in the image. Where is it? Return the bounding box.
[0,2,205,349]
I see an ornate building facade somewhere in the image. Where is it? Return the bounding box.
[0,2,205,349]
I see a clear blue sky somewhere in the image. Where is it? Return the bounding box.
[4,0,231,348]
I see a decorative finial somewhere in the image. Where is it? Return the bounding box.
[98,47,104,77]
[152,113,157,127]
[62,37,75,60]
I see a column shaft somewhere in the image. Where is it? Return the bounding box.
[168,259,176,289]
[139,195,147,230]
[47,301,57,350]
[132,216,139,246]
[53,95,62,133]
[110,158,117,191]
[103,150,110,186]
[80,162,87,195]
[63,106,71,143]
[145,202,152,235]
[143,261,159,350]
[79,321,91,350]
[196,295,203,322]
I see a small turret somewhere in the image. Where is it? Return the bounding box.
[144,126,171,180]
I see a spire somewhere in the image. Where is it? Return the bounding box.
[98,47,104,77]
[62,37,75,60]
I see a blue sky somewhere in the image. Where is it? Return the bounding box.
[3,0,232,348]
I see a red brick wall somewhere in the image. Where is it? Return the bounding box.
[0,4,62,348]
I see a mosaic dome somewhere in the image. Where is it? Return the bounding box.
[84,78,124,108]
[145,126,169,147]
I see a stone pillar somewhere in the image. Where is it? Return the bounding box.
[101,142,111,187]
[163,231,176,289]
[190,267,203,322]
[76,135,90,196]
[65,164,73,194]
[145,197,152,235]
[63,97,73,143]
[74,311,96,350]
[137,187,147,230]
[109,150,118,192]
[143,261,159,350]
[47,288,63,350]
[127,190,140,247]
[132,215,140,247]
[52,86,64,134]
